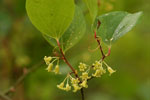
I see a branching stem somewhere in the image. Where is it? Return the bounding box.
[94,20,111,61]
[94,31,106,60]
[56,39,84,100]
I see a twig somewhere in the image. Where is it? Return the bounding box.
[94,20,111,61]
[56,39,84,100]
[0,92,11,100]
[87,20,112,83]
[106,46,111,57]
[94,31,106,60]
[56,40,80,78]
[4,61,44,95]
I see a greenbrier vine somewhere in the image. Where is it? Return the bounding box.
[26,0,142,100]
[43,21,116,94]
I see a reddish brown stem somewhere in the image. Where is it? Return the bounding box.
[56,39,84,100]
[94,31,106,60]
[106,47,111,57]
[56,40,78,77]
[94,20,111,61]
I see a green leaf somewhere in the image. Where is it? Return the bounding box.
[44,6,86,52]
[83,0,98,24]
[26,0,75,39]
[96,11,143,45]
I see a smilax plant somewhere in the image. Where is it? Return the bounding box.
[26,0,142,99]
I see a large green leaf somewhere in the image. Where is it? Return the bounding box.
[83,0,98,24]
[26,0,75,39]
[44,6,86,52]
[96,11,142,45]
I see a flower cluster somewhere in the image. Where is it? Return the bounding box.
[57,74,81,92]
[57,74,89,92]
[78,63,87,71]
[44,56,60,74]
[44,56,116,92]
[56,61,116,92]
[92,61,106,77]
[57,74,71,91]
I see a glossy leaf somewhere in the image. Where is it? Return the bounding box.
[26,0,75,39]
[44,6,86,52]
[96,11,142,45]
[83,0,98,24]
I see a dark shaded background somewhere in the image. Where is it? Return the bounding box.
[0,0,150,100]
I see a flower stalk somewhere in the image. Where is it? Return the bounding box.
[56,39,85,100]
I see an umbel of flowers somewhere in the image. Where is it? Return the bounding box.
[44,56,60,74]
[44,56,116,92]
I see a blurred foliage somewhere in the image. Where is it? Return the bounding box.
[0,11,12,37]
[0,0,150,100]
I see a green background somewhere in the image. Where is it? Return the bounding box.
[0,0,150,100]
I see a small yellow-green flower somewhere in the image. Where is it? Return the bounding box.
[44,56,52,65]
[93,66,106,77]
[80,80,88,88]
[57,82,65,90]
[46,63,53,72]
[78,62,87,71]
[71,78,79,84]
[103,61,116,76]
[54,65,59,74]
[72,84,81,92]
[93,61,102,70]
[64,83,71,91]
[80,72,91,80]
[92,69,101,77]
[107,66,116,76]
